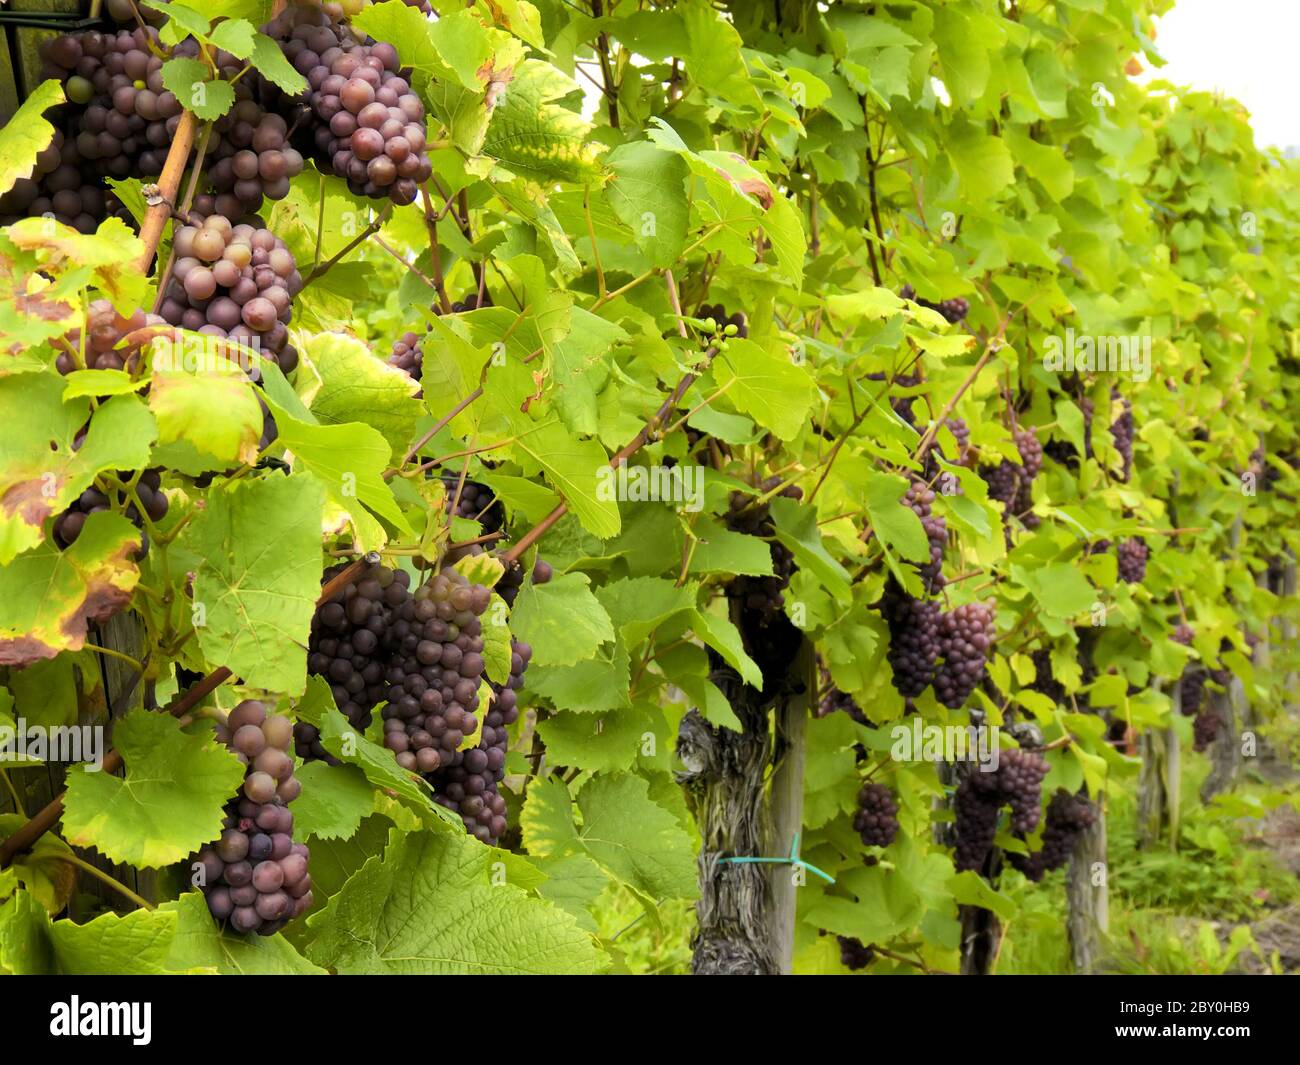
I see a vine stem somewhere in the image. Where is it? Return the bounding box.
[63,853,155,911]
[301,203,393,287]
[136,111,198,273]
[0,560,366,869]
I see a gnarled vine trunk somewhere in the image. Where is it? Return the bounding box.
[1199,680,1242,803]
[1137,681,1178,849]
[675,643,810,975]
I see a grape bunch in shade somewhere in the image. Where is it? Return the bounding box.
[696,302,748,339]
[1029,647,1066,705]
[725,478,801,626]
[1110,387,1134,482]
[387,293,494,387]
[1116,537,1148,584]
[1044,396,1095,469]
[1005,790,1095,882]
[296,562,412,762]
[53,469,168,558]
[281,11,433,204]
[0,126,108,233]
[55,299,167,374]
[837,936,875,971]
[932,601,995,709]
[157,214,302,375]
[815,666,869,725]
[1192,707,1220,752]
[1171,624,1205,716]
[879,578,940,700]
[205,102,305,220]
[853,782,899,848]
[902,479,946,593]
[378,568,492,775]
[978,427,1042,529]
[866,369,922,427]
[191,701,312,935]
[953,747,1049,871]
[899,284,969,324]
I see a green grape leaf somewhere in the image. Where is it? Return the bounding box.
[537,705,652,773]
[0,814,76,915]
[147,361,263,474]
[527,640,632,714]
[290,761,376,842]
[305,828,605,974]
[61,710,245,868]
[0,889,177,975]
[520,776,581,857]
[526,852,608,933]
[160,58,236,121]
[713,339,815,442]
[484,59,604,183]
[299,332,421,455]
[0,512,141,667]
[182,474,325,694]
[0,80,65,196]
[160,893,325,975]
[509,570,615,667]
[605,141,689,267]
[250,32,308,95]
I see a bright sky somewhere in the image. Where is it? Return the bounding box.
[1140,0,1300,151]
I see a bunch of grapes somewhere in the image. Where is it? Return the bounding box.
[697,302,748,339]
[1192,707,1220,752]
[954,747,1049,871]
[282,13,433,204]
[191,700,312,935]
[899,284,969,324]
[54,299,167,374]
[932,601,995,709]
[880,579,941,699]
[296,561,412,761]
[978,458,1019,508]
[1006,790,1095,882]
[378,568,491,774]
[1172,624,1204,715]
[205,102,305,219]
[157,214,302,375]
[837,936,875,971]
[1110,388,1134,482]
[388,331,424,382]
[425,638,529,844]
[853,782,899,848]
[725,478,801,626]
[902,480,947,592]
[52,468,167,558]
[953,778,1002,872]
[1117,537,1148,584]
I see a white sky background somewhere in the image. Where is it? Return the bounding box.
[1139,0,1300,151]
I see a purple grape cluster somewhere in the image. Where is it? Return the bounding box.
[1006,790,1095,882]
[276,10,432,204]
[52,468,167,557]
[902,479,947,592]
[205,102,305,219]
[296,562,413,761]
[853,782,899,848]
[388,293,493,389]
[158,214,302,375]
[932,602,995,709]
[815,666,869,725]
[1029,648,1066,705]
[497,557,554,609]
[1117,537,1148,584]
[0,125,110,232]
[979,427,1042,530]
[191,700,312,935]
[725,477,801,626]
[55,299,166,374]
[378,568,491,775]
[1172,624,1204,716]
[1192,707,1219,751]
[425,638,529,843]
[879,579,941,699]
[899,284,969,324]
[954,747,1049,871]
[837,936,875,971]
[1110,388,1134,482]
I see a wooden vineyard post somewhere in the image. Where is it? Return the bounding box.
[1137,679,1176,849]
[1066,803,1108,972]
